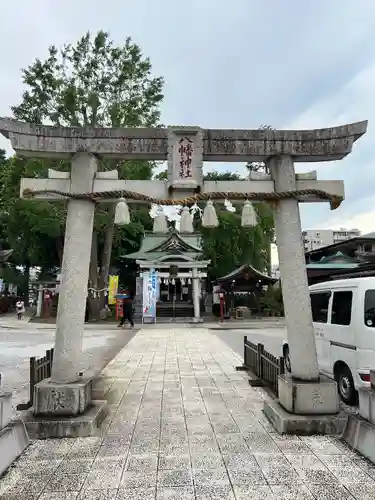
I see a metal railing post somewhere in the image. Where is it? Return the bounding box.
[257,343,264,379]
[244,336,247,367]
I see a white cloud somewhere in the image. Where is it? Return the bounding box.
[287,59,375,233]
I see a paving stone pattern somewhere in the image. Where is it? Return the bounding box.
[1,327,375,499]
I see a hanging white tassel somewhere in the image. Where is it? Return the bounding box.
[181,278,185,286]
[153,207,168,233]
[180,206,194,233]
[171,278,175,285]
[202,200,219,228]
[241,200,257,227]
[114,197,130,225]
[188,278,191,285]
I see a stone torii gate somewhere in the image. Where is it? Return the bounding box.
[0,118,367,434]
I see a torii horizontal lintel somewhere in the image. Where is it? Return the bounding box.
[20,177,345,209]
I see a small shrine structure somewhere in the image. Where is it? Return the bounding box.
[215,264,277,291]
[124,223,209,321]
[213,264,278,316]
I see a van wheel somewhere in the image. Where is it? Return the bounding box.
[283,345,291,373]
[335,365,358,405]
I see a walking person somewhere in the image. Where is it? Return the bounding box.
[16,297,25,320]
[84,298,90,323]
[118,288,135,328]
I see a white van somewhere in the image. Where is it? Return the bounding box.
[282,277,375,405]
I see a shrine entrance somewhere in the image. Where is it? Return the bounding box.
[159,276,190,303]
[157,274,194,320]
[123,227,209,321]
[3,116,366,425]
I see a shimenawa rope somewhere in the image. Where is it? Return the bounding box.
[22,188,342,209]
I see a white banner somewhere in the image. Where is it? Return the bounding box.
[142,269,157,320]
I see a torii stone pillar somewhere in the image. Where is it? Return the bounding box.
[0,118,366,432]
[192,267,201,322]
[268,155,320,381]
[52,153,98,384]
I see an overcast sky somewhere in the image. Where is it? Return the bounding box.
[1,0,375,239]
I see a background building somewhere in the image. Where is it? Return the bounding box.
[302,228,361,252]
[304,231,375,284]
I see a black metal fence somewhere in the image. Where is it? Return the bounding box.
[236,336,284,396]
[17,348,54,411]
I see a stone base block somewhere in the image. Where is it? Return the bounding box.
[33,377,92,417]
[21,401,107,439]
[358,387,375,424]
[264,399,347,435]
[0,391,12,430]
[341,414,375,465]
[0,420,30,475]
[278,374,340,415]
[192,317,204,323]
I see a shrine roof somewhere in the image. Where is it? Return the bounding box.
[305,233,375,259]
[124,251,202,261]
[0,249,13,262]
[123,229,202,261]
[306,263,359,270]
[215,264,277,284]
[315,252,362,265]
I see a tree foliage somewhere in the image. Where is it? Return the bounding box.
[202,170,274,280]
[154,169,275,280]
[1,32,276,304]
[245,125,275,175]
[8,31,164,312]
[0,156,64,268]
[201,203,274,281]
[204,171,243,181]
[12,31,164,127]
[155,170,168,180]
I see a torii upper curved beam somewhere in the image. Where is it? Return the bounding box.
[0,118,368,162]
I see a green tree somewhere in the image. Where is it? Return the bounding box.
[199,172,274,279]
[12,31,163,127]
[201,203,274,281]
[0,156,67,293]
[204,171,242,181]
[245,125,274,175]
[11,30,164,314]
[153,169,274,280]
[155,170,168,180]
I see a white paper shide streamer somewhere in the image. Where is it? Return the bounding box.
[241,200,257,227]
[153,207,168,232]
[179,206,194,233]
[114,198,130,225]
[202,201,219,228]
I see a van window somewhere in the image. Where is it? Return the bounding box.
[331,291,352,326]
[310,292,330,323]
[364,290,375,328]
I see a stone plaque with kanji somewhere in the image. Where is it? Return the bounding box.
[167,127,203,189]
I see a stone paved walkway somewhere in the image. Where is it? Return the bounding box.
[1,327,375,499]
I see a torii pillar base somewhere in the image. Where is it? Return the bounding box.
[22,377,107,439]
[264,375,342,435]
[278,374,339,415]
[33,377,93,417]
